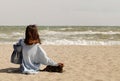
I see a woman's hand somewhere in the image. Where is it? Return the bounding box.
[58,63,64,67]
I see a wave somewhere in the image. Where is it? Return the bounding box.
[11,32,23,36]
[42,39,120,45]
[0,32,23,39]
[0,33,10,38]
[1,30,120,45]
[1,31,120,39]
[43,30,120,35]
[1,39,120,45]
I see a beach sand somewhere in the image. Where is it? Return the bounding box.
[0,44,120,81]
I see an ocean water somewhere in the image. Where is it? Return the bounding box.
[0,26,120,45]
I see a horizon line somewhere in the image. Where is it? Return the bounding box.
[0,25,120,27]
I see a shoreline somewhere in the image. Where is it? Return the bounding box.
[1,43,120,46]
[1,40,120,45]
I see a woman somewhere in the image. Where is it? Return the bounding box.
[19,25,61,74]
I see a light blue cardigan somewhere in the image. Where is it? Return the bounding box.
[18,39,58,74]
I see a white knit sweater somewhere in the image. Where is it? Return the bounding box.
[18,39,58,74]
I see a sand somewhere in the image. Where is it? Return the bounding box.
[0,44,120,81]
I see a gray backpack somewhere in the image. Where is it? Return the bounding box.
[11,40,23,64]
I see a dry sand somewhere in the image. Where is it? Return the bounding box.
[0,44,120,81]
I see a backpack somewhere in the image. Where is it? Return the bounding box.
[11,40,23,64]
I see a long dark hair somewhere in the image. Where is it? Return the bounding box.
[24,25,41,45]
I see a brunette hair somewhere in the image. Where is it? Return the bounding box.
[24,25,41,45]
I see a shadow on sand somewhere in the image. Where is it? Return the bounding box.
[0,68,21,74]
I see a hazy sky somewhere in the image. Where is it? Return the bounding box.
[0,0,120,26]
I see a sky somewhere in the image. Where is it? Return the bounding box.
[0,0,120,26]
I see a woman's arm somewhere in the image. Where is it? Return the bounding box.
[37,45,58,66]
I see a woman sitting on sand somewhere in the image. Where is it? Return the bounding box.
[18,25,62,74]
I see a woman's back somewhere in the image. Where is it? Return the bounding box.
[20,39,58,74]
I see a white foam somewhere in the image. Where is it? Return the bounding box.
[11,32,24,37]
[0,33,7,37]
[42,39,120,45]
[1,40,120,45]
[60,27,73,30]
[0,42,15,45]
[0,32,23,39]
[0,33,10,38]
[43,30,120,36]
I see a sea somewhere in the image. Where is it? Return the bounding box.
[1,26,120,45]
